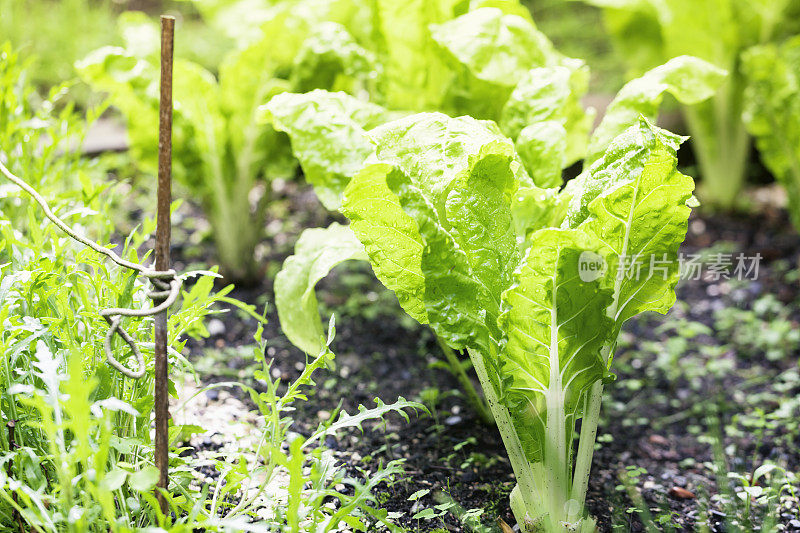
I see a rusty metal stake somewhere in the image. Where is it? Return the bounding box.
[155,14,175,514]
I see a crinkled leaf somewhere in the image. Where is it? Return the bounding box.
[370,114,520,377]
[742,37,800,228]
[274,223,368,355]
[500,228,612,461]
[587,55,726,164]
[500,62,593,167]
[368,112,516,214]
[290,22,380,94]
[184,0,373,47]
[512,185,571,244]
[75,47,161,173]
[566,117,685,228]
[342,163,428,323]
[576,119,695,338]
[430,7,564,119]
[514,121,567,189]
[217,36,296,183]
[370,0,460,110]
[262,90,393,209]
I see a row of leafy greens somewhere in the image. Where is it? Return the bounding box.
[581,0,800,216]
[263,7,727,525]
[77,0,592,283]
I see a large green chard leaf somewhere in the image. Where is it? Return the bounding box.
[574,118,694,338]
[274,223,368,355]
[580,0,799,209]
[587,55,726,164]
[370,0,461,110]
[500,62,593,173]
[75,48,220,189]
[182,0,374,47]
[289,22,380,94]
[584,0,664,78]
[75,47,160,172]
[217,32,298,184]
[341,163,428,323]
[430,7,564,119]
[499,228,612,462]
[742,37,800,229]
[366,113,521,369]
[368,112,516,215]
[261,90,394,209]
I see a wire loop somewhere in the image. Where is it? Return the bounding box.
[1,160,182,379]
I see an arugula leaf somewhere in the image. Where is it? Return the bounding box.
[274,223,368,355]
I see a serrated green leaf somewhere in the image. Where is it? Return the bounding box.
[304,397,425,448]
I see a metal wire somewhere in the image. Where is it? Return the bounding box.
[0,160,181,379]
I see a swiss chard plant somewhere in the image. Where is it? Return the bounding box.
[741,35,800,229]
[581,0,800,208]
[266,39,723,420]
[284,111,698,531]
[264,46,726,527]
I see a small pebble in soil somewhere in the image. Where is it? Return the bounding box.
[444,415,462,426]
[668,486,695,500]
[206,318,226,336]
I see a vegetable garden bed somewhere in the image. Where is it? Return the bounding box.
[169,182,800,532]
[3,1,800,532]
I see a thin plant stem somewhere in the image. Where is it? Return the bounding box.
[436,337,494,424]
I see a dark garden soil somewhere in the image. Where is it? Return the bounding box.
[169,174,800,532]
